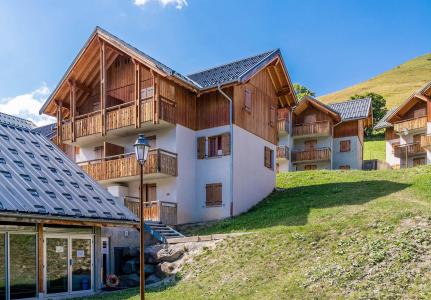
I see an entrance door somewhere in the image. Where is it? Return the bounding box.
[101,238,110,286]
[45,235,93,296]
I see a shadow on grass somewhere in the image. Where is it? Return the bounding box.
[183,180,410,234]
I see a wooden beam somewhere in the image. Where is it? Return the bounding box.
[72,80,93,95]
[152,70,160,124]
[68,80,76,142]
[133,60,141,128]
[99,39,107,136]
[37,223,44,295]
[56,100,63,145]
[276,85,291,97]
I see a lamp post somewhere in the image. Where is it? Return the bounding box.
[134,134,150,300]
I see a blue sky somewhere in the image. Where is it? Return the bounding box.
[0,0,430,125]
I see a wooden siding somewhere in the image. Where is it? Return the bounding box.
[420,135,431,148]
[293,105,331,125]
[291,148,331,163]
[334,120,359,138]
[78,148,177,181]
[196,89,231,130]
[124,197,177,225]
[385,127,397,141]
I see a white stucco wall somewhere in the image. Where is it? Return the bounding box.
[332,136,362,170]
[386,139,400,167]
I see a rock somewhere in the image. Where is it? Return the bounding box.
[156,261,178,278]
[145,274,161,285]
[157,247,184,263]
[145,245,164,264]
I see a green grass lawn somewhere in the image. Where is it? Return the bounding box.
[84,167,431,299]
[363,135,385,161]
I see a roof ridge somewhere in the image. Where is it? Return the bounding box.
[187,49,277,77]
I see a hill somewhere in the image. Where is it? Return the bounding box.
[319,53,431,109]
[86,167,431,299]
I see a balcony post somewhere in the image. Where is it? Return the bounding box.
[133,60,141,128]
[99,39,107,136]
[56,100,63,145]
[152,71,160,124]
[68,80,76,142]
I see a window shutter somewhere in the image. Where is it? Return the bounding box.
[197,137,206,159]
[264,146,273,169]
[221,132,231,155]
[269,105,276,127]
[206,183,222,206]
[340,140,351,152]
[244,88,252,112]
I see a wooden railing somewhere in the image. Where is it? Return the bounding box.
[277,118,289,134]
[160,98,176,124]
[106,101,135,130]
[420,135,431,148]
[393,143,425,157]
[292,121,331,137]
[78,148,177,181]
[276,146,289,160]
[291,147,331,163]
[124,197,178,225]
[75,110,102,137]
[394,116,427,133]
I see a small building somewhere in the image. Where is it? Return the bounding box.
[277,96,373,171]
[374,81,431,168]
[0,119,138,299]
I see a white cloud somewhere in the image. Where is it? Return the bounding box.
[0,84,55,127]
[133,0,188,9]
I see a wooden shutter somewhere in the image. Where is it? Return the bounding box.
[269,105,276,127]
[264,146,273,169]
[197,137,206,159]
[206,183,222,207]
[221,133,231,155]
[244,88,252,112]
[340,140,351,152]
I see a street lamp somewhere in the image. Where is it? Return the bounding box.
[134,134,150,300]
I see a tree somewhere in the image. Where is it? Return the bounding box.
[293,83,315,100]
[350,92,387,136]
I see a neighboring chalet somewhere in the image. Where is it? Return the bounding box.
[375,81,431,168]
[39,27,297,226]
[0,117,137,299]
[277,96,372,171]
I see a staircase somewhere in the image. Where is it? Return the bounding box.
[144,221,184,243]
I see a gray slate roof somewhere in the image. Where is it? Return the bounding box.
[0,112,35,129]
[328,98,372,121]
[188,50,277,89]
[374,108,396,130]
[31,123,57,140]
[0,122,138,223]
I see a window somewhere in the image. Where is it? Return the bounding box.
[197,133,230,159]
[304,165,317,171]
[340,140,351,152]
[206,183,222,207]
[269,105,277,127]
[413,157,426,167]
[339,165,351,170]
[264,146,274,170]
[244,88,252,112]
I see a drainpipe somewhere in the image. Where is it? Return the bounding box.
[217,85,234,217]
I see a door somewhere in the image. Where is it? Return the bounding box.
[45,235,93,296]
[101,238,110,286]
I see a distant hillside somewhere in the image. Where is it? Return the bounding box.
[319,53,431,109]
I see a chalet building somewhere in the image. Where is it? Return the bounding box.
[277,96,373,171]
[0,115,138,299]
[39,27,297,226]
[375,81,431,168]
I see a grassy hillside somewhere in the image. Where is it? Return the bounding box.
[363,135,385,161]
[86,167,431,299]
[319,53,431,108]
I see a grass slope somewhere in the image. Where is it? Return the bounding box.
[86,167,431,299]
[363,135,385,161]
[319,53,431,109]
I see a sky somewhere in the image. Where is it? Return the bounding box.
[0,0,430,126]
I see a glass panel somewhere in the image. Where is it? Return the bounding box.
[9,234,36,299]
[0,234,5,300]
[46,238,68,294]
[72,239,91,291]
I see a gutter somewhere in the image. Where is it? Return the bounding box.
[217,85,234,217]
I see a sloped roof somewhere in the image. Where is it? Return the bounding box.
[0,122,138,224]
[328,98,372,121]
[31,123,57,140]
[0,112,35,129]
[188,50,278,89]
[374,108,396,130]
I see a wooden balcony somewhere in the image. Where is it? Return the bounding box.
[276,146,289,160]
[393,143,425,158]
[292,121,332,138]
[277,118,289,134]
[420,135,431,148]
[394,116,427,133]
[61,97,176,143]
[124,197,177,225]
[78,148,177,182]
[291,147,331,163]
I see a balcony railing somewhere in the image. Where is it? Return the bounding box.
[277,118,289,134]
[78,148,177,181]
[394,116,427,133]
[124,197,177,225]
[291,147,331,163]
[276,146,289,160]
[420,135,431,148]
[393,143,425,157]
[292,121,332,137]
[61,97,176,142]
